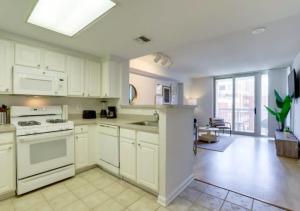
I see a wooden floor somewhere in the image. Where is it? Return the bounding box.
[193,134,300,211]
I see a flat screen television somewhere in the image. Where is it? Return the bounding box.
[288,69,298,98]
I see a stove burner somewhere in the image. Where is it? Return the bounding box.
[18,121,41,126]
[46,119,67,124]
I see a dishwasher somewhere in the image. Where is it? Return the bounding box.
[97,123,120,175]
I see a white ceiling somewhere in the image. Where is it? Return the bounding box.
[1,0,300,77]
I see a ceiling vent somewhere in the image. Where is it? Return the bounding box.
[134,36,151,43]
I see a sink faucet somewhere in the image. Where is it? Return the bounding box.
[153,110,159,121]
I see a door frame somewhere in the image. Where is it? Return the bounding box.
[214,71,268,136]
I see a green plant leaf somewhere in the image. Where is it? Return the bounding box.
[274,90,284,108]
[265,106,277,116]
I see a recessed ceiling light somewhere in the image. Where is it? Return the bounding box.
[252,27,266,35]
[27,0,116,37]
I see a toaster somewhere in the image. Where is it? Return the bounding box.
[82,110,96,119]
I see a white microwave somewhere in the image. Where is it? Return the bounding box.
[13,65,67,96]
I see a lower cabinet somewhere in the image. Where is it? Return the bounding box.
[120,128,159,192]
[120,137,136,181]
[137,141,159,192]
[0,133,15,195]
[75,126,89,170]
[75,134,89,170]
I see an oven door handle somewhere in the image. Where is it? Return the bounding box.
[18,130,74,143]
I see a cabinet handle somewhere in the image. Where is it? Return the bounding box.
[5,88,9,92]
[37,64,40,68]
[46,66,49,69]
[132,142,135,145]
[138,143,141,146]
[82,93,84,96]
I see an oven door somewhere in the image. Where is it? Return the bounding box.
[17,130,74,179]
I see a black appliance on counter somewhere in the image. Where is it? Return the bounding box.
[82,110,96,119]
[107,106,117,119]
[100,101,107,118]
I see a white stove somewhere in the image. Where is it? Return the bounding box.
[11,106,75,195]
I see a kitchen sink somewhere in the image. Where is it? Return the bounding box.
[130,121,158,127]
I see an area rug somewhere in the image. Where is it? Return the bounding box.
[197,136,234,152]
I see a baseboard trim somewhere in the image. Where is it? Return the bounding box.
[157,174,194,207]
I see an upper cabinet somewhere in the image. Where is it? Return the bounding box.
[15,43,41,68]
[0,39,13,94]
[101,60,121,98]
[44,50,65,72]
[84,60,101,97]
[67,56,84,97]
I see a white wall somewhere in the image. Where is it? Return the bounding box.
[188,77,214,125]
[268,68,288,136]
[291,52,300,138]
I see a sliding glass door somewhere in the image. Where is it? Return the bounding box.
[234,76,255,133]
[215,73,267,136]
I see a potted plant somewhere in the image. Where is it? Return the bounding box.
[265,90,292,132]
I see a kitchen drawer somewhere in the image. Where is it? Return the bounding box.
[120,128,135,139]
[97,124,119,136]
[137,131,159,145]
[75,125,88,134]
[0,132,14,145]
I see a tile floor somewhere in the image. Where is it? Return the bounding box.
[0,168,286,211]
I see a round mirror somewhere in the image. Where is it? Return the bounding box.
[129,84,137,104]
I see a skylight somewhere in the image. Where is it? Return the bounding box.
[27,0,116,37]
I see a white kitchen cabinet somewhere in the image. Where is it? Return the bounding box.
[101,60,120,98]
[44,50,65,72]
[67,56,84,96]
[15,43,41,68]
[120,137,136,181]
[84,60,101,97]
[0,39,13,94]
[75,134,89,170]
[137,141,159,192]
[0,132,15,195]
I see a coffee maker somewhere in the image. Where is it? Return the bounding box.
[100,101,107,118]
[107,106,117,119]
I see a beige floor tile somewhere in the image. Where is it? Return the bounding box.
[197,193,224,211]
[82,190,110,209]
[79,169,104,182]
[91,176,117,190]
[189,202,211,211]
[252,200,285,211]
[156,207,170,211]
[0,198,14,211]
[23,200,53,211]
[128,196,160,211]
[41,183,70,201]
[178,187,202,202]
[167,197,192,211]
[72,183,98,198]
[64,176,89,191]
[13,191,45,211]
[102,182,127,197]
[92,198,126,211]
[115,189,143,207]
[226,192,253,210]
[221,201,250,211]
[204,185,228,199]
[119,181,147,195]
[48,191,77,211]
[188,180,208,192]
[62,200,89,211]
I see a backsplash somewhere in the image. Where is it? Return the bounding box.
[0,95,118,114]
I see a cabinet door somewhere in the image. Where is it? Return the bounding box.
[101,60,120,98]
[0,39,13,94]
[0,144,13,194]
[137,142,158,192]
[15,43,41,68]
[44,50,65,72]
[85,60,101,97]
[66,56,84,96]
[75,134,89,170]
[120,137,136,181]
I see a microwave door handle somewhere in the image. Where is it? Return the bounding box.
[18,130,73,143]
[21,77,52,82]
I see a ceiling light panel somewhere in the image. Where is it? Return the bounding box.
[27,0,116,36]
